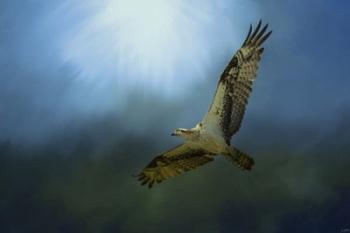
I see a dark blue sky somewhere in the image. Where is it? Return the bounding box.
[0,1,350,232]
[1,0,350,144]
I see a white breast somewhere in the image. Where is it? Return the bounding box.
[197,125,228,154]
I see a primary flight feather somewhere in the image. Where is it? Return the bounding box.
[136,20,272,188]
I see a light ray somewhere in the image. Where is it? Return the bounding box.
[57,0,259,96]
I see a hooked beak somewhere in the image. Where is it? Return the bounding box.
[171,130,179,136]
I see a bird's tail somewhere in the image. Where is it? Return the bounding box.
[225,147,254,170]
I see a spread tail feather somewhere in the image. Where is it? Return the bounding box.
[225,147,254,170]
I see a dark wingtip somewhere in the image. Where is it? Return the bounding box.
[253,23,268,44]
[141,179,148,186]
[257,30,272,46]
[243,24,253,46]
[257,19,262,29]
[148,180,155,188]
[248,20,262,44]
[243,20,272,48]
[259,47,264,53]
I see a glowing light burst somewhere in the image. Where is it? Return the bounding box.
[59,0,259,95]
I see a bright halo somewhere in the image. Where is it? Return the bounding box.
[58,0,259,95]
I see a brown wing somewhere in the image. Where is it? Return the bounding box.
[202,20,272,144]
[136,144,214,188]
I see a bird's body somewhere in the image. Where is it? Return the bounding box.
[184,124,230,155]
[136,20,272,188]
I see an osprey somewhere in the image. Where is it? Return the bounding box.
[136,20,272,188]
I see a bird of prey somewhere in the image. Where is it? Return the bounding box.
[136,20,272,188]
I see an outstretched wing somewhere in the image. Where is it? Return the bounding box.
[136,144,214,188]
[202,20,272,144]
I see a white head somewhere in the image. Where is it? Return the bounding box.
[171,128,196,140]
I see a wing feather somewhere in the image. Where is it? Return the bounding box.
[136,144,214,188]
[202,21,272,144]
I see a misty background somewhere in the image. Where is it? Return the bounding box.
[1,0,350,232]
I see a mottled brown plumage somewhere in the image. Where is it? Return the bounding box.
[136,144,214,188]
[203,19,272,144]
[136,21,272,188]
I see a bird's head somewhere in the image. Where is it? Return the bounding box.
[171,128,194,139]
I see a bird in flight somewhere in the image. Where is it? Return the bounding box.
[136,20,272,188]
